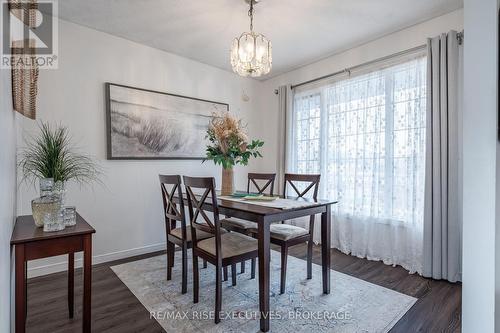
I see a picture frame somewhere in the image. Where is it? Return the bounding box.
[105,83,229,160]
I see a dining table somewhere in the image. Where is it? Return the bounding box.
[176,192,337,332]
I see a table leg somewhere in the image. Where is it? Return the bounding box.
[83,234,92,332]
[15,244,26,333]
[257,219,270,332]
[321,205,331,294]
[24,261,27,319]
[68,252,74,318]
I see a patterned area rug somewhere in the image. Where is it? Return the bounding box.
[111,251,416,333]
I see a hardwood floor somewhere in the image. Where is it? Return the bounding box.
[25,244,461,332]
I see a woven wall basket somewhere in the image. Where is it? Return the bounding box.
[10,0,39,120]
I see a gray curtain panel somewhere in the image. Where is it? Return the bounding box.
[277,85,292,194]
[423,31,463,282]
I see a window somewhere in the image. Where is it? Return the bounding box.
[291,55,427,225]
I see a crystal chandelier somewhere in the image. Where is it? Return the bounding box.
[230,0,272,77]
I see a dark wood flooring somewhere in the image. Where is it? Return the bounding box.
[25,244,461,332]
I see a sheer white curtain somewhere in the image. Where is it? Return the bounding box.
[289,53,427,273]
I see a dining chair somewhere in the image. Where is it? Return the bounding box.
[221,172,276,277]
[183,176,259,324]
[249,173,320,294]
[159,175,210,294]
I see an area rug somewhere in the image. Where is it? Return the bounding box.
[111,251,416,333]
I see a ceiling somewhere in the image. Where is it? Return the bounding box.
[57,0,463,80]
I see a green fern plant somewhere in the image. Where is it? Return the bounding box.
[19,122,101,185]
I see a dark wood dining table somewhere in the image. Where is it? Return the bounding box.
[177,193,337,332]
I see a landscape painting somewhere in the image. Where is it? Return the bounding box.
[105,83,228,159]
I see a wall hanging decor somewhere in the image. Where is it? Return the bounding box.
[10,0,39,119]
[105,83,229,160]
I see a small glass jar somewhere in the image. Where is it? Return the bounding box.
[44,208,65,232]
[63,206,77,227]
[31,196,64,231]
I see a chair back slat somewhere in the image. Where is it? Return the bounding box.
[183,176,223,255]
[284,173,321,199]
[247,173,276,196]
[184,186,215,230]
[159,174,186,237]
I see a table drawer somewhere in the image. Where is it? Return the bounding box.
[25,236,83,260]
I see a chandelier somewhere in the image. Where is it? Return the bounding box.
[230,0,272,77]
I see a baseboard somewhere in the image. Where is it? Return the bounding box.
[27,242,166,278]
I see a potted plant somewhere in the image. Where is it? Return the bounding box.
[205,112,264,195]
[19,122,101,228]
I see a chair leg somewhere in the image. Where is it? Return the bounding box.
[203,259,207,269]
[307,215,315,280]
[181,243,188,294]
[192,253,199,303]
[231,264,237,286]
[223,266,228,281]
[215,263,222,324]
[166,240,174,280]
[250,258,256,279]
[240,261,246,274]
[306,241,313,280]
[280,245,288,294]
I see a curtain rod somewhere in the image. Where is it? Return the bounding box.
[290,44,426,90]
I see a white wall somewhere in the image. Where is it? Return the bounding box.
[0,69,17,331]
[254,9,463,174]
[462,0,499,332]
[16,19,262,277]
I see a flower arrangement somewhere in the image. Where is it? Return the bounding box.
[205,112,264,169]
[205,112,264,195]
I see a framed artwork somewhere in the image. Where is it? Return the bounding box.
[105,83,229,160]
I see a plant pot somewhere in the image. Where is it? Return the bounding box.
[221,167,234,196]
[53,180,67,206]
[39,177,54,197]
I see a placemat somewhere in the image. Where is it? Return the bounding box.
[219,196,319,210]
